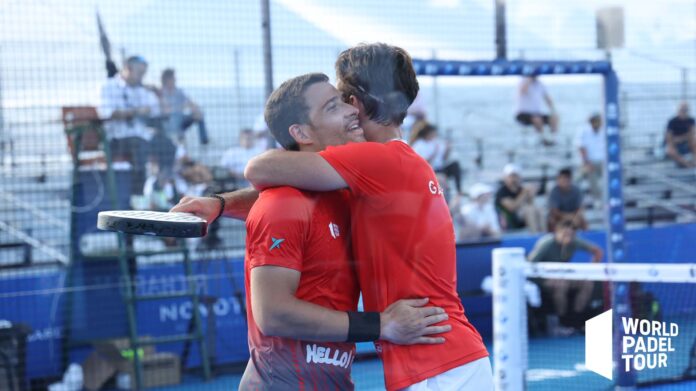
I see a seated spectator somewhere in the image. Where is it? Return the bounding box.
[574,113,605,204]
[527,219,603,335]
[219,129,265,188]
[402,93,428,142]
[454,183,501,241]
[515,75,559,146]
[409,122,463,194]
[547,168,588,231]
[252,113,275,150]
[495,163,544,233]
[149,128,178,177]
[143,161,188,212]
[664,102,696,167]
[160,68,209,144]
[98,55,160,195]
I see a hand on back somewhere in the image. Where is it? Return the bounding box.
[380,298,451,345]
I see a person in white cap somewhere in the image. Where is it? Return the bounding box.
[454,183,500,241]
[494,163,544,232]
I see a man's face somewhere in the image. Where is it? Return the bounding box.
[505,173,521,188]
[678,103,689,117]
[239,131,254,149]
[590,117,602,130]
[126,62,147,85]
[302,82,365,150]
[163,76,176,90]
[557,175,571,190]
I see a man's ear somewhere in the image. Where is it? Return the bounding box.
[348,95,363,111]
[288,124,313,146]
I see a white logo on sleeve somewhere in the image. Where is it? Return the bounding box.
[428,180,444,195]
[328,222,340,239]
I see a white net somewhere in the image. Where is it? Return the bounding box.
[492,248,696,391]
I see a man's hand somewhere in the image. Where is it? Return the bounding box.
[380,298,451,345]
[170,196,220,223]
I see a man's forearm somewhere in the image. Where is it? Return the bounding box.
[245,150,347,191]
[260,296,350,342]
[219,187,259,221]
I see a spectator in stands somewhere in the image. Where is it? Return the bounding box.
[159,68,209,145]
[143,161,188,212]
[252,113,275,150]
[547,168,587,231]
[98,55,160,195]
[664,102,696,168]
[527,219,603,335]
[574,113,605,204]
[409,122,463,194]
[495,163,544,232]
[219,129,264,188]
[453,183,501,241]
[515,75,559,146]
[402,92,428,142]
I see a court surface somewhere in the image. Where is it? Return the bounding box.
[145,334,696,391]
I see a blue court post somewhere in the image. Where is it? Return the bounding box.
[603,68,635,387]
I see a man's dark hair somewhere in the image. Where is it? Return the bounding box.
[335,43,419,126]
[161,68,175,83]
[264,73,329,151]
[558,168,573,179]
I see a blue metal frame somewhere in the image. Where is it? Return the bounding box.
[412,59,631,386]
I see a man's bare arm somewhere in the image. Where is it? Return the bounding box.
[245,149,347,191]
[544,93,556,112]
[171,187,259,222]
[252,266,451,344]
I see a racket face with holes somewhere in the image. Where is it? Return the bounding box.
[97,210,207,238]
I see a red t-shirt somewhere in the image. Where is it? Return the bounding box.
[320,140,488,390]
[241,187,360,390]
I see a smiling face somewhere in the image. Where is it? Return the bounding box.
[300,81,365,151]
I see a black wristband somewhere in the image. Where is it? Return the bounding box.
[209,194,225,222]
[346,311,381,342]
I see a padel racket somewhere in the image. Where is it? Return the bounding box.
[97,210,207,238]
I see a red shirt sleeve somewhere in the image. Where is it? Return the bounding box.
[245,187,312,271]
[319,142,401,197]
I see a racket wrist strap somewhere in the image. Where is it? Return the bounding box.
[210,194,226,221]
[346,311,380,342]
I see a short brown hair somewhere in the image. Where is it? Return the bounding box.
[264,73,329,151]
[335,43,419,126]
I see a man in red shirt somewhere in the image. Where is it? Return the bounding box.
[245,44,492,390]
[174,72,451,390]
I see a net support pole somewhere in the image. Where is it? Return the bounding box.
[603,68,635,387]
[492,247,526,391]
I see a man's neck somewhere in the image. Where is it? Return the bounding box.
[363,121,402,143]
[299,146,321,153]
